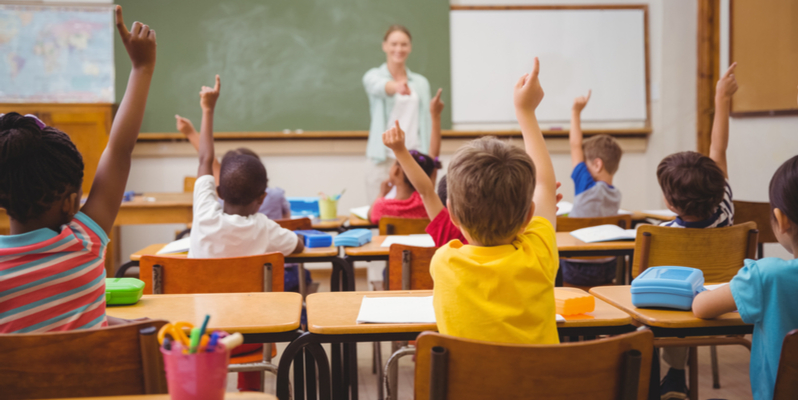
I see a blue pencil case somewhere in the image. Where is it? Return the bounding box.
[295,230,333,248]
[333,229,372,247]
[288,197,320,218]
[631,266,706,310]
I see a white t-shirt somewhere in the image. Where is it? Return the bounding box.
[188,175,299,258]
[386,89,420,158]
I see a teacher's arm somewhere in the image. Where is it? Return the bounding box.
[363,68,407,97]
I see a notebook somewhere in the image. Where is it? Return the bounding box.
[156,237,191,254]
[380,234,435,248]
[350,205,371,220]
[557,201,632,217]
[356,296,566,324]
[570,225,637,243]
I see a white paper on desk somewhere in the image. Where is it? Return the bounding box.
[556,314,565,322]
[570,225,636,243]
[357,296,437,324]
[617,209,632,215]
[704,283,729,291]
[641,209,678,218]
[156,237,191,254]
[350,205,370,220]
[556,201,573,216]
[381,234,435,248]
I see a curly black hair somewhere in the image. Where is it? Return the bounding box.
[402,150,441,191]
[0,112,84,223]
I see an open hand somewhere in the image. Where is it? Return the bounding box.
[430,88,444,116]
[573,90,591,113]
[175,115,196,135]
[115,5,156,72]
[383,120,407,152]
[380,179,393,197]
[716,63,738,100]
[513,57,544,112]
[200,75,221,111]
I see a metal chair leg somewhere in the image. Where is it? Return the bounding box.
[382,346,415,400]
[711,345,721,389]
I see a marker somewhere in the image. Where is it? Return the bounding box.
[199,314,210,336]
[206,331,221,352]
[219,332,244,351]
[188,327,202,354]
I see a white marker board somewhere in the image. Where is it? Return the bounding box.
[450,8,648,125]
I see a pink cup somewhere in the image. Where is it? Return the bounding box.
[161,343,230,400]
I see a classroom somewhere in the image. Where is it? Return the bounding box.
[0,0,797,400]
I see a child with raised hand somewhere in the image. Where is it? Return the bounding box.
[692,155,797,400]
[0,5,156,332]
[430,58,560,344]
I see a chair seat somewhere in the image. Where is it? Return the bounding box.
[229,343,277,365]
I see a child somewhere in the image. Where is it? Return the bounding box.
[692,155,797,400]
[562,90,623,287]
[429,58,560,344]
[175,116,291,220]
[658,63,738,399]
[0,6,155,332]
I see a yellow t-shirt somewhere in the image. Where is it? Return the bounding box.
[430,216,559,344]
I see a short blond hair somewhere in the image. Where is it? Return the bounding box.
[583,134,622,174]
[447,137,535,245]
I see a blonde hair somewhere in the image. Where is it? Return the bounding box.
[583,134,622,174]
[447,137,535,245]
[384,25,411,42]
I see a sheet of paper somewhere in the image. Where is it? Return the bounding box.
[381,234,435,248]
[704,283,729,291]
[556,201,573,216]
[641,209,678,217]
[357,296,437,324]
[556,314,565,322]
[156,237,191,254]
[617,209,632,214]
[570,225,637,243]
[350,205,371,220]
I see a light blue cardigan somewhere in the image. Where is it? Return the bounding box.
[363,63,431,163]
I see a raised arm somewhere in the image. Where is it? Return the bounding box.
[81,5,156,234]
[570,90,591,167]
[429,88,444,182]
[384,120,444,219]
[176,115,221,183]
[513,58,557,227]
[710,63,738,179]
[363,69,410,97]
[197,75,221,177]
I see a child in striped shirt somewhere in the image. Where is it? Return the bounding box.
[0,6,156,333]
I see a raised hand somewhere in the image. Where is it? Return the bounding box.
[383,120,407,152]
[430,88,444,116]
[555,181,564,203]
[573,90,591,113]
[716,63,738,100]
[200,74,221,111]
[513,57,544,112]
[115,5,156,72]
[175,114,196,135]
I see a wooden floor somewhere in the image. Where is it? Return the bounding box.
[228,265,754,400]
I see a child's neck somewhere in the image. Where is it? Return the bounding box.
[394,183,415,201]
[9,209,66,235]
[223,203,256,218]
[594,170,614,186]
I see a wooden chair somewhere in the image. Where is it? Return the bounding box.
[183,176,197,193]
[631,222,758,399]
[379,216,431,235]
[557,214,633,288]
[275,217,312,231]
[139,253,285,391]
[774,330,798,400]
[733,200,778,259]
[0,319,168,399]
[414,329,654,400]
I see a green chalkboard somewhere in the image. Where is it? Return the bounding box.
[114,0,451,133]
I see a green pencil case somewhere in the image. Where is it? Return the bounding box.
[105,278,145,305]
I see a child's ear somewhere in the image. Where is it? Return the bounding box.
[61,192,79,216]
[446,199,461,228]
[593,158,605,172]
[256,192,267,206]
[216,186,225,200]
[773,208,792,235]
[520,202,535,234]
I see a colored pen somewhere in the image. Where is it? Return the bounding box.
[188,327,202,354]
[163,336,172,351]
[206,331,220,352]
[199,314,211,335]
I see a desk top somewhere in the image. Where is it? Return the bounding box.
[635,211,677,222]
[311,215,348,230]
[344,235,394,256]
[305,288,631,335]
[106,292,302,334]
[348,215,377,228]
[121,193,193,208]
[130,243,338,261]
[590,286,747,329]
[52,393,276,400]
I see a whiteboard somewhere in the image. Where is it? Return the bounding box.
[450,9,647,124]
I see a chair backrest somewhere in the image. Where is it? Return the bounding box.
[556,214,633,232]
[387,244,437,290]
[631,222,758,281]
[414,329,653,400]
[774,330,798,400]
[183,176,197,193]
[140,253,285,294]
[275,217,312,231]
[0,320,168,399]
[733,200,778,244]
[379,216,431,235]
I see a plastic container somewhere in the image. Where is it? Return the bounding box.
[287,197,320,218]
[295,229,333,248]
[333,229,373,247]
[631,266,705,311]
[318,198,338,220]
[161,343,229,400]
[105,278,145,305]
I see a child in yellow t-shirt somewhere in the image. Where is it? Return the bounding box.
[429,58,560,344]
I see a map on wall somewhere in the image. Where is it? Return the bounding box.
[0,4,114,103]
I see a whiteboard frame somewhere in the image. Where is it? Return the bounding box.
[450,4,652,131]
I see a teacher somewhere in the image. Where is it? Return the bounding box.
[362,24,432,203]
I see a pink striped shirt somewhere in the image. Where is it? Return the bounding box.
[0,212,109,333]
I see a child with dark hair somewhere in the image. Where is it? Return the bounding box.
[657,63,738,399]
[0,6,156,333]
[693,155,797,400]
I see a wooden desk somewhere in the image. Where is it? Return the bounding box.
[129,243,338,262]
[347,215,377,229]
[53,393,276,400]
[635,210,677,222]
[311,215,349,232]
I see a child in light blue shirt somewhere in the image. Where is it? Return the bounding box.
[693,155,798,400]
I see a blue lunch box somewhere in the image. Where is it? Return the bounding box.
[295,230,333,248]
[287,197,320,218]
[631,266,705,310]
[333,229,373,247]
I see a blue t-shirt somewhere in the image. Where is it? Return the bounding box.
[571,162,596,196]
[730,257,798,400]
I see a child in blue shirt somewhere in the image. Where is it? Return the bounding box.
[693,155,798,400]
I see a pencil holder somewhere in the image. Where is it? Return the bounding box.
[161,343,229,400]
[318,198,338,220]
